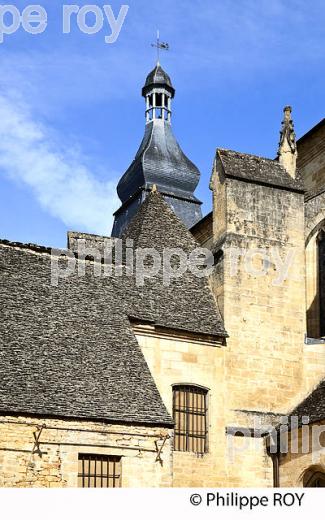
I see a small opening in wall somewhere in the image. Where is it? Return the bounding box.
[78,454,122,488]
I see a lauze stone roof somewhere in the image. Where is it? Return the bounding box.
[0,192,225,425]
[216,149,304,192]
[121,192,226,337]
[0,244,174,426]
[288,378,325,426]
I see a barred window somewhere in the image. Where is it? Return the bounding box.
[78,454,121,488]
[173,384,208,453]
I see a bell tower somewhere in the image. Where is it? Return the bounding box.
[111,63,202,237]
[143,62,174,124]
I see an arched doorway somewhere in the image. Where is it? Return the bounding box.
[304,471,325,487]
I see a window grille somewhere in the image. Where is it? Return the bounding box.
[78,454,121,488]
[173,384,208,453]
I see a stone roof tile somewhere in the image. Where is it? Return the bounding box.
[217,148,304,192]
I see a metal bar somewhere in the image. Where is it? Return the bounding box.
[173,389,176,450]
[204,393,207,452]
[186,388,189,451]
[0,447,47,454]
[195,389,198,453]
[0,420,170,438]
[32,441,156,452]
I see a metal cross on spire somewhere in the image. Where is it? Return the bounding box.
[151,30,169,64]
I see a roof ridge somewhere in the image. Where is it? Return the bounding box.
[141,120,155,174]
[218,148,281,165]
[216,147,304,193]
[0,239,53,255]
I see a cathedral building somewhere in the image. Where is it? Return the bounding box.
[0,63,325,488]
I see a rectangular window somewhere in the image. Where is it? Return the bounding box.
[78,454,121,488]
[173,385,208,453]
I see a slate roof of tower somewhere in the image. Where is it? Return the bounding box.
[142,64,175,96]
[0,192,225,424]
[116,120,201,204]
[216,149,304,192]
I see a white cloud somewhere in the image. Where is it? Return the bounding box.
[0,91,119,235]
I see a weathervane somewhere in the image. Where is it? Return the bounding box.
[151,30,169,64]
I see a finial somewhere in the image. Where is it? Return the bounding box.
[151,184,158,193]
[277,105,297,178]
[151,30,169,64]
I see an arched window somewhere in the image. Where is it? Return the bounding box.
[318,230,325,337]
[172,384,208,454]
[304,471,325,487]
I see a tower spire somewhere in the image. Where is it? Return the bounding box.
[277,106,297,178]
[111,63,202,237]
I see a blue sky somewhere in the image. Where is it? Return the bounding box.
[0,0,324,247]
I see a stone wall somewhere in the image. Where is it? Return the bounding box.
[226,434,272,487]
[305,191,325,242]
[297,122,325,194]
[191,212,213,249]
[67,231,117,256]
[279,420,325,486]
[134,326,227,487]
[0,415,172,488]
[302,343,325,400]
[209,162,307,486]
[211,171,306,414]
